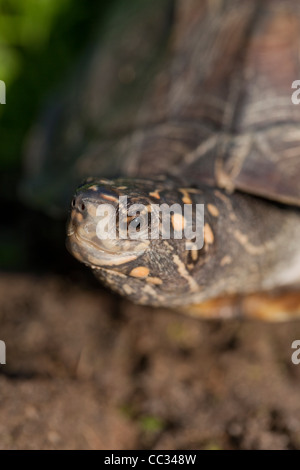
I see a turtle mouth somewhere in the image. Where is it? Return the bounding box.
[67,228,144,267]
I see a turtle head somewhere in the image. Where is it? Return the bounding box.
[66,177,207,306]
[66,178,150,267]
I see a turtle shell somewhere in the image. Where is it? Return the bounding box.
[23,0,300,213]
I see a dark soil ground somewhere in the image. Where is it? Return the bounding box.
[2,266,300,449]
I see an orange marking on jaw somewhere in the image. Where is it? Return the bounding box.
[117,186,127,190]
[204,223,214,244]
[207,204,219,217]
[130,266,150,278]
[89,185,99,191]
[172,213,186,231]
[149,190,160,199]
[147,277,162,285]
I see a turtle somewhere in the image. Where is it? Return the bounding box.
[24,0,300,320]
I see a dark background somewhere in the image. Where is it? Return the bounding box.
[1,0,300,450]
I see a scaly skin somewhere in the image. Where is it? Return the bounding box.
[66,178,300,318]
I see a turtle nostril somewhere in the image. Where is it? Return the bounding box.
[71,197,86,213]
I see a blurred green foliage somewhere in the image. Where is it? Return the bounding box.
[0,0,71,84]
[0,0,115,170]
[139,415,165,434]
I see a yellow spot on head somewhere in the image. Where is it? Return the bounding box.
[101,194,118,202]
[172,213,186,231]
[179,188,192,204]
[130,266,150,278]
[149,190,160,200]
[191,249,198,262]
[204,223,214,245]
[89,185,99,191]
[207,204,219,217]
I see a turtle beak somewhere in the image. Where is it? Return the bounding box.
[67,184,121,238]
[66,188,118,261]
